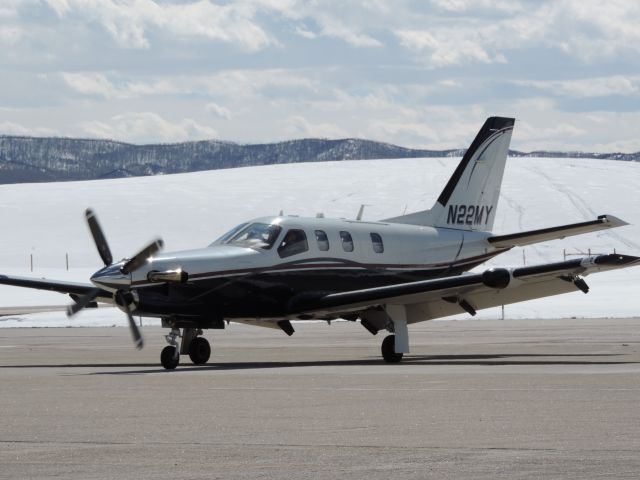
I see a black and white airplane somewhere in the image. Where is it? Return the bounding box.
[1,116,638,369]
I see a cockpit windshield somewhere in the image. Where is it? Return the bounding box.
[213,223,282,250]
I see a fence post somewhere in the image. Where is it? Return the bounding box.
[30,254,33,272]
[66,253,69,271]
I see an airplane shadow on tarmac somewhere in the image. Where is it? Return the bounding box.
[1,353,635,375]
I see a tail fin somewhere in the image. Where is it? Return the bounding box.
[384,116,514,232]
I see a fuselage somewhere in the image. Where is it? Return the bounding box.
[91,215,507,322]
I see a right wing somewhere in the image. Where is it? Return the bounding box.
[287,254,640,327]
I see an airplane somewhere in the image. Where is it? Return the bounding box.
[1,116,638,370]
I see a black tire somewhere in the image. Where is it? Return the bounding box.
[381,335,403,363]
[161,346,179,370]
[188,337,211,365]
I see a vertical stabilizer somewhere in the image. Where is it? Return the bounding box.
[384,116,514,232]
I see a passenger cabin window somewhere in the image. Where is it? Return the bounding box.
[340,231,354,252]
[370,232,384,253]
[278,229,309,258]
[315,230,330,251]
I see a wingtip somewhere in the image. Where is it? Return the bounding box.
[599,214,629,227]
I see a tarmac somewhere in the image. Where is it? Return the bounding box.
[0,318,639,479]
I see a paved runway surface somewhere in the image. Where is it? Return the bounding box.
[1,318,639,479]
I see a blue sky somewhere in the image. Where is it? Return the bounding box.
[1,0,639,151]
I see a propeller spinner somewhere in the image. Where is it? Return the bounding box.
[66,208,164,350]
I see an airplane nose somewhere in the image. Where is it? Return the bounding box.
[90,263,132,291]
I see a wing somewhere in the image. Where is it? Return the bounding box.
[0,274,112,304]
[487,215,627,248]
[287,254,640,327]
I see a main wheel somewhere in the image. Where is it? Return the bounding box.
[161,345,179,370]
[381,335,403,363]
[188,337,211,365]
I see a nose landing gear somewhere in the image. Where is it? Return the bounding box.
[160,327,211,370]
[188,336,211,365]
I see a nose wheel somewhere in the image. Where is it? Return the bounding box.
[161,327,181,370]
[161,345,179,370]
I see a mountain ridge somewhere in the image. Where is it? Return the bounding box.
[1,135,638,184]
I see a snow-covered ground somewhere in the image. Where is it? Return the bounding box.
[1,156,639,328]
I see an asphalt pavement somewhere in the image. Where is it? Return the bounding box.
[1,318,639,479]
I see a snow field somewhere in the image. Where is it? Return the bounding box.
[1,156,639,327]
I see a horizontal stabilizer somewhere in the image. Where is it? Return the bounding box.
[487,215,628,248]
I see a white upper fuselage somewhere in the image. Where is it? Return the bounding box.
[108,215,502,290]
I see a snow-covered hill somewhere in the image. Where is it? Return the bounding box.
[1,155,639,327]
[1,135,638,185]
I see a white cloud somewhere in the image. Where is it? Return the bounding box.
[315,16,382,47]
[81,112,218,143]
[0,121,58,137]
[43,0,276,51]
[0,26,22,45]
[517,76,640,98]
[44,0,70,17]
[429,0,523,14]
[205,102,232,119]
[0,1,21,19]
[396,29,502,67]
[63,69,317,101]
[62,72,122,98]
[284,115,349,138]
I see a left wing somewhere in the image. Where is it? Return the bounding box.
[0,275,113,304]
[288,254,640,324]
[487,215,628,248]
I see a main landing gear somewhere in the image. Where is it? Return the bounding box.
[160,327,211,370]
[381,334,403,363]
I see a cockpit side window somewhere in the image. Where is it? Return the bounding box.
[211,222,249,245]
[340,231,354,252]
[223,223,282,250]
[315,230,330,251]
[278,229,309,258]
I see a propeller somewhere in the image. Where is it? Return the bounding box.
[67,208,164,350]
[115,291,144,350]
[86,209,113,266]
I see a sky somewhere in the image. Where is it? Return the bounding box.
[1,0,639,152]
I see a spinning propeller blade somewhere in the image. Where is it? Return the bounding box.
[66,288,101,317]
[116,291,144,350]
[85,209,113,266]
[121,239,164,275]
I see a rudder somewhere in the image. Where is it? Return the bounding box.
[384,116,514,232]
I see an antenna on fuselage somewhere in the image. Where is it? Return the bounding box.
[356,204,370,221]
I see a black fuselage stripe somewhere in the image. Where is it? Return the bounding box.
[131,250,506,286]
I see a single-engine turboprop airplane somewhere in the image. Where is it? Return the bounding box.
[1,117,638,369]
